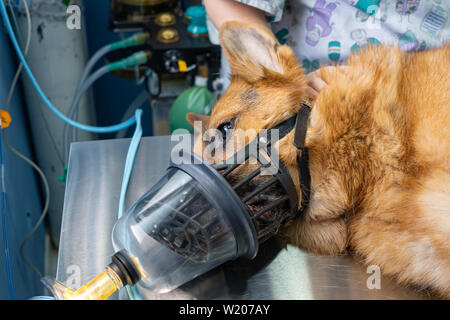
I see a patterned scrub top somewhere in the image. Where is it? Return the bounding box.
[208,0,449,75]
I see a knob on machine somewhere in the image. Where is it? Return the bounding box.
[155,12,176,27]
[157,28,179,44]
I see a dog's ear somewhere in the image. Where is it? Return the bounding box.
[186,112,210,132]
[219,21,284,81]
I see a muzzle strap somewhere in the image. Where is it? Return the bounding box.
[293,102,312,215]
[293,102,311,149]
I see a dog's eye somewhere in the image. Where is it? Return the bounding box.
[217,119,235,139]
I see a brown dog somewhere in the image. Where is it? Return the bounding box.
[187,21,450,298]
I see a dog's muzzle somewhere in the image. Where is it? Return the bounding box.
[113,103,311,291]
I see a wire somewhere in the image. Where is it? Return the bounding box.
[0,1,138,133]
[2,0,50,282]
[5,0,31,110]
[63,45,111,152]
[2,133,50,279]
[6,0,23,46]
[62,45,112,161]
[5,0,64,166]
[78,45,111,88]
[62,43,149,161]
[62,65,111,162]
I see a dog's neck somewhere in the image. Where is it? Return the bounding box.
[283,103,373,221]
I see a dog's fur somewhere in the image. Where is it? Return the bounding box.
[188,22,450,298]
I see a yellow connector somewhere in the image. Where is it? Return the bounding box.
[42,251,140,300]
[43,266,124,300]
[178,60,187,72]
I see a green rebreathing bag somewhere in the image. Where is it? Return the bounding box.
[170,64,214,133]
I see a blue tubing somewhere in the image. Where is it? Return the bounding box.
[118,109,143,219]
[0,1,137,133]
[117,109,144,301]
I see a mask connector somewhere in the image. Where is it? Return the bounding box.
[42,250,140,300]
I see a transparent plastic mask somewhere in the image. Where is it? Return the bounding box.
[112,168,238,293]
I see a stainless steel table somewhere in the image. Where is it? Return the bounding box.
[57,136,424,300]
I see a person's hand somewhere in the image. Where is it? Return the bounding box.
[305,66,350,101]
[305,68,328,101]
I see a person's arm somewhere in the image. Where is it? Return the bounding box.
[204,0,269,32]
[205,0,327,100]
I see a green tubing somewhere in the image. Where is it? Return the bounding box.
[109,33,150,51]
[108,51,150,71]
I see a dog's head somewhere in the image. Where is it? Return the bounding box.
[187,22,308,222]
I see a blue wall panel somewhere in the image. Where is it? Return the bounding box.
[0,23,45,299]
